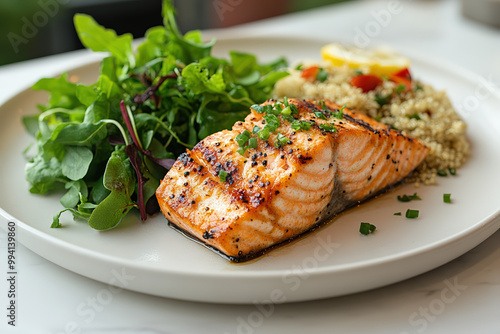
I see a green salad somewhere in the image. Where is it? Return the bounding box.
[23,0,289,230]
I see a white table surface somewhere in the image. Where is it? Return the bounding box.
[2,0,500,333]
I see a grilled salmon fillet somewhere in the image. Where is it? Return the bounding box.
[156,98,429,261]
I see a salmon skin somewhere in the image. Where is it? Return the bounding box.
[156,98,429,262]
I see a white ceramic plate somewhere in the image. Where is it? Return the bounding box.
[1,37,500,304]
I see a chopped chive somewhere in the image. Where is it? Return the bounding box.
[314,111,327,120]
[318,123,337,133]
[316,68,328,82]
[354,69,363,76]
[218,170,228,182]
[235,130,251,147]
[263,114,280,131]
[301,121,312,130]
[295,64,303,70]
[248,137,258,149]
[394,212,402,216]
[437,169,448,177]
[397,192,421,202]
[405,209,419,219]
[283,97,289,107]
[291,120,302,131]
[252,125,260,134]
[236,147,247,156]
[275,133,289,148]
[290,104,299,114]
[443,193,451,203]
[359,222,376,235]
[448,168,456,176]
[258,127,270,140]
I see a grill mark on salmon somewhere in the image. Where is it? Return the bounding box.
[156,98,429,262]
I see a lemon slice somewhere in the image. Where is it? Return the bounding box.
[321,43,410,76]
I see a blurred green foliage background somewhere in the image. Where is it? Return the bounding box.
[0,0,349,66]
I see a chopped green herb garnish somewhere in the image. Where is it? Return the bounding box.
[381,75,389,81]
[283,96,289,107]
[414,83,423,91]
[290,104,299,114]
[332,105,345,119]
[396,84,406,94]
[359,222,376,235]
[257,127,270,140]
[449,168,456,176]
[291,120,312,131]
[394,212,402,216]
[218,170,228,182]
[236,147,247,156]
[281,106,292,115]
[316,68,328,82]
[408,113,421,120]
[318,123,337,133]
[275,133,289,148]
[251,104,265,113]
[405,209,419,219]
[248,136,258,149]
[437,169,448,177]
[235,130,251,147]
[314,111,327,120]
[375,93,391,107]
[263,114,280,131]
[354,69,363,76]
[443,193,451,203]
[397,192,421,202]
[252,125,260,134]
[295,63,303,71]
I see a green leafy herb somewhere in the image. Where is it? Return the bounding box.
[354,69,363,76]
[394,212,402,216]
[437,169,448,177]
[443,193,451,203]
[318,123,337,133]
[414,83,423,91]
[405,209,419,219]
[314,111,327,120]
[397,192,421,202]
[23,0,289,230]
[291,120,312,131]
[332,105,345,120]
[449,168,456,176]
[359,222,376,235]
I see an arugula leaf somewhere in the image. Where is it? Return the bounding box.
[74,14,135,67]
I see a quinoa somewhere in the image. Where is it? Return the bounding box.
[273,63,469,185]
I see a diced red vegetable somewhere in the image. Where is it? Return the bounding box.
[301,66,320,81]
[392,68,412,80]
[350,74,383,93]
